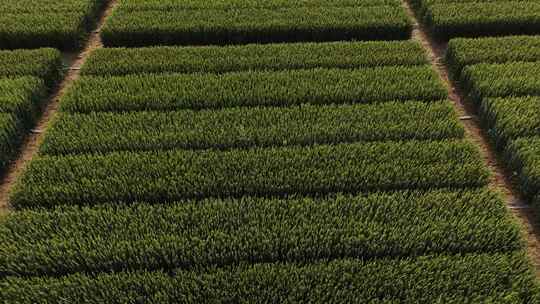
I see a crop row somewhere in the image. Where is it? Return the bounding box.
[445,36,540,201]
[0,189,522,277]
[101,6,411,47]
[62,67,447,113]
[116,0,402,10]
[1,253,538,303]
[0,48,62,87]
[0,0,108,50]
[81,41,427,76]
[40,101,463,155]
[413,1,540,39]
[446,36,540,76]
[10,140,489,208]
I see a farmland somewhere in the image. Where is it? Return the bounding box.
[1,0,540,303]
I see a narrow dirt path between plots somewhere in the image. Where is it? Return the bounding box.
[0,0,118,214]
[400,1,540,275]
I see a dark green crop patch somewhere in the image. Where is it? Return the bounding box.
[10,140,489,208]
[420,2,540,39]
[479,96,540,148]
[460,62,540,103]
[101,6,411,47]
[0,48,63,87]
[0,0,108,50]
[117,0,402,10]
[81,41,427,76]
[505,137,540,199]
[0,189,523,277]
[40,101,464,155]
[446,36,540,78]
[1,253,538,303]
[0,114,23,171]
[62,67,447,113]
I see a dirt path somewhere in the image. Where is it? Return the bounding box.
[0,0,118,213]
[400,1,540,275]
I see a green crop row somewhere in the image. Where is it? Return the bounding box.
[10,140,489,208]
[101,6,411,47]
[460,62,540,103]
[446,36,540,77]
[81,41,427,76]
[0,48,62,87]
[419,1,540,39]
[505,137,540,199]
[0,77,46,174]
[40,101,464,155]
[116,0,402,10]
[62,67,447,113]
[0,0,108,50]
[1,253,538,303]
[0,189,522,277]
[0,114,23,171]
[0,0,104,13]
[479,96,540,148]
[0,77,47,127]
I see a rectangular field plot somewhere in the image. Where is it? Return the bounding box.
[101,6,411,46]
[413,1,540,39]
[117,0,402,10]
[1,252,538,303]
[62,67,447,112]
[0,190,522,276]
[39,101,464,155]
[81,41,428,76]
[0,0,107,50]
[11,140,489,208]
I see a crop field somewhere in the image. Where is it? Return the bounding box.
[1,0,540,303]
[412,0,540,39]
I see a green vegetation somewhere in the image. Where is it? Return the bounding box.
[81,41,427,76]
[1,253,538,303]
[461,62,540,103]
[0,77,47,127]
[0,48,62,87]
[0,0,108,50]
[0,189,522,276]
[117,0,402,10]
[11,140,489,208]
[415,1,540,39]
[62,67,447,113]
[0,114,22,171]
[480,97,540,147]
[446,36,540,77]
[506,137,540,199]
[40,101,463,155]
[101,6,411,47]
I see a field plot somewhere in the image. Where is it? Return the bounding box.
[101,1,412,46]
[0,0,108,50]
[446,36,540,203]
[411,0,540,39]
[0,49,62,174]
[1,36,539,302]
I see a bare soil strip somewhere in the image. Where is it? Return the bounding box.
[401,1,540,275]
[0,0,118,213]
